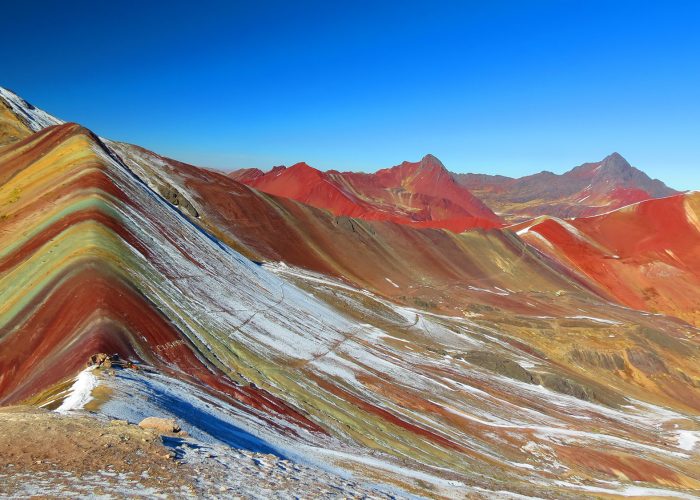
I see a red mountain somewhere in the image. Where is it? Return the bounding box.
[228,167,265,183]
[230,154,503,232]
[511,191,700,326]
[454,152,679,222]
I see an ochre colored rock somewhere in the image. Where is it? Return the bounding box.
[138,417,181,434]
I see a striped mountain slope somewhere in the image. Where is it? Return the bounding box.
[1,88,700,497]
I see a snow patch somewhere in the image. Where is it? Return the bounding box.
[468,285,510,296]
[55,367,98,413]
[567,315,621,325]
[676,430,700,451]
[384,277,400,288]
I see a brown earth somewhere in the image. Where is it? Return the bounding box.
[0,406,193,495]
[0,407,393,499]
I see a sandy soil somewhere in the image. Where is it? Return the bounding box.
[0,406,394,499]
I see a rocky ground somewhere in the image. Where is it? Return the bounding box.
[0,407,396,499]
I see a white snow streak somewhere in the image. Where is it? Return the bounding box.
[56,367,98,413]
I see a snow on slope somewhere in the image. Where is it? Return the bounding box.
[0,86,64,131]
[97,136,700,497]
[3,90,700,498]
[68,258,700,497]
[55,367,98,414]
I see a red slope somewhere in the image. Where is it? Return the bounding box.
[228,167,265,183]
[245,162,372,219]
[232,154,502,232]
[514,193,700,325]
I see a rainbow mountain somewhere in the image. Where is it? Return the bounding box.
[2,86,700,498]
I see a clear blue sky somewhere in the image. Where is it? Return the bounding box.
[2,1,698,189]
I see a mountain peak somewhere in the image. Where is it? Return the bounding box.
[599,152,632,172]
[420,153,445,169]
[228,167,265,182]
[288,162,322,176]
[408,154,449,179]
[604,151,625,161]
[280,162,327,181]
[289,161,314,170]
[392,154,448,177]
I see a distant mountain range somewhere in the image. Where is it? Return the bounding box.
[232,152,679,227]
[230,154,502,232]
[454,152,678,222]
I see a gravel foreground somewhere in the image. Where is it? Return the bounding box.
[0,406,398,499]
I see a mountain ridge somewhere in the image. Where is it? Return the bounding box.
[232,153,503,232]
[3,85,700,497]
[232,151,679,225]
[454,152,678,222]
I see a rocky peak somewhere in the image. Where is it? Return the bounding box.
[591,152,639,185]
[419,154,447,171]
[406,154,450,182]
[269,165,288,174]
[598,152,632,174]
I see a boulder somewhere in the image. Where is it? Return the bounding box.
[138,417,181,434]
[87,353,112,368]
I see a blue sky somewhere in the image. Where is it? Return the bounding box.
[2,1,698,189]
